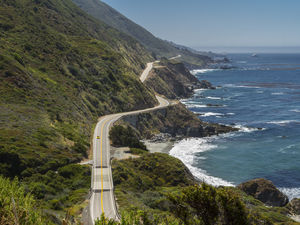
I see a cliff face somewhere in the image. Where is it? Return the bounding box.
[145,59,215,99]
[119,103,237,139]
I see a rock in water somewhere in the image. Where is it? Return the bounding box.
[238,178,289,207]
[288,198,300,215]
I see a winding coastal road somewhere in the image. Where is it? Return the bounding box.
[89,61,169,223]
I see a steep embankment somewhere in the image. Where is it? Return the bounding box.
[120,103,236,139]
[145,59,215,99]
[72,0,213,67]
[0,0,157,221]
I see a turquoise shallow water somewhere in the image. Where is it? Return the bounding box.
[170,54,300,199]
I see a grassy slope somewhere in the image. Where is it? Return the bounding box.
[72,0,213,67]
[0,0,157,221]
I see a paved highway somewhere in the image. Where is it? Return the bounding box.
[89,62,169,223]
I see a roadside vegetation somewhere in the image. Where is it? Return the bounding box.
[0,176,47,225]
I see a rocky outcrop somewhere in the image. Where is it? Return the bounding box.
[287,198,300,215]
[145,59,215,99]
[238,178,289,207]
[118,103,237,140]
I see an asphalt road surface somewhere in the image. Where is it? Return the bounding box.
[89,62,170,223]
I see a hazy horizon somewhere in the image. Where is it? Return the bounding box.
[102,0,300,51]
[193,46,300,54]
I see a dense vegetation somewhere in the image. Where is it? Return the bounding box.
[72,0,213,67]
[109,125,147,150]
[111,152,299,225]
[0,0,157,221]
[0,176,46,225]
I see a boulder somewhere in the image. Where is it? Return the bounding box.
[199,80,215,89]
[238,178,289,207]
[287,198,300,215]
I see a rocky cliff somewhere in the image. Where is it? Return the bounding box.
[238,178,289,207]
[145,59,215,99]
[118,103,237,140]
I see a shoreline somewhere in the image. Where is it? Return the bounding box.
[143,139,175,154]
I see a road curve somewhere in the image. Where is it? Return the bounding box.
[140,62,153,83]
[89,62,169,223]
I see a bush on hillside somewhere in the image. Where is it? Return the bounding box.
[168,184,249,225]
[109,125,147,150]
[0,176,45,225]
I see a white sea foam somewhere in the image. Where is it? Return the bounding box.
[271,92,284,95]
[226,113,235,115]
[233,124,265,133]
[186,104,208,108]
[206,96,222,100]
[169,138,234,186]
[224,84,260,89]
[290,109,300,113]
[199,112,224,117]
[235,85,261,89]
[190,69,220,75]
[266,120,299,125]
[193,88,208,95]
[279,187,300,200]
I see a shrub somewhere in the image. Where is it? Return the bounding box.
[109,125,147,150]
[168,184,249,225]
[0,176,45,224]
[0,149,23,178]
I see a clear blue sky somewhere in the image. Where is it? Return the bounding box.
[102,0,300,50]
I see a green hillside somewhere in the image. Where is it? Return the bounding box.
[72,0,213,67]
[0,0,157,220]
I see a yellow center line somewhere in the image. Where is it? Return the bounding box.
[100,119,108,214]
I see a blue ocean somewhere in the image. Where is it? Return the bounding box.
[170,54,300,200]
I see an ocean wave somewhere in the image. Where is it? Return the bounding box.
[206,96,222,100]
[279,144,297,154]
[271,92,284,95]
[223,84,260,89]
[198,112,224,117]
[169,128,265,187]
[169,138,234,186]
[266,120,299,125]
[234,124,265,133]
[290,109,300,113]
[236,85,261,89]
[279,187,300,200]
[186,104,208,108]
[226,113,235,115]
[193,88,208,95]
[190,69,220,75]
